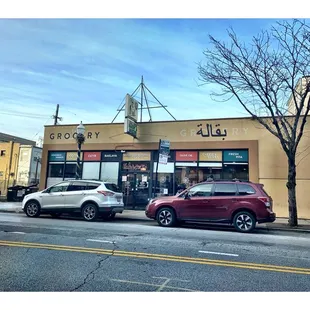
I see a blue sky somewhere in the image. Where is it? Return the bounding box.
[0,18,280,141]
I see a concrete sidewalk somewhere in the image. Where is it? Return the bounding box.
[1,201,310,233]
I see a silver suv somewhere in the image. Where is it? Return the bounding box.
[22,180,124,221]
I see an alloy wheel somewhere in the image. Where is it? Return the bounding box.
[159,210,172,226]
[27,203,38,216]
[83,205,96,220]
[236,214,253,231]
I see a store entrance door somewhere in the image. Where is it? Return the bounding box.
[122,173,150,208]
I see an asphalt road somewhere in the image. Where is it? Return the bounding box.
[1,213,310,292]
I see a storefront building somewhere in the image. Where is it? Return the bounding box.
[40,117,310,218]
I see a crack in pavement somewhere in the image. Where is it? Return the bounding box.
[70,241,118,292]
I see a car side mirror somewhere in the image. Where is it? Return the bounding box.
[43,189,50,194]
[184,192,191,200]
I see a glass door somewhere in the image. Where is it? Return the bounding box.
[121,173,150,208]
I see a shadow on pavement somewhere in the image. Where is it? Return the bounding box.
[36,214,273,234]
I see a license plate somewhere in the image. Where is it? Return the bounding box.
[117,198,121,202]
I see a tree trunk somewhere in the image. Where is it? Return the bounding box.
[287,157,298,227]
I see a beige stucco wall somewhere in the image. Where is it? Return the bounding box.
[41,117,310,219]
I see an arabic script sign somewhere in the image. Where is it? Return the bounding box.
[196,123,227,139]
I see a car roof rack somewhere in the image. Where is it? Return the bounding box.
[205,179,252,183]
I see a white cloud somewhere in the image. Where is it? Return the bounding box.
[0,19,267,140]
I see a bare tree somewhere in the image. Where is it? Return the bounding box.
[198,19,310,227]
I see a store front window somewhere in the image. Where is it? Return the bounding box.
[223,164,249,180]
[48,163,64,178]
[47,163,64,188]
[82,152,101,180]
[223,150,249,180]
[82,162,100,180]
[153,162,174,196]
[197,166,222,182]
[175,151,198,191]
[100,162,119,184]
[198,151,223,182]
[175,166,198,190]
[64,163,83,180]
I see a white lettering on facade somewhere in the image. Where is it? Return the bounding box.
[232,128,239,135]
[190,129,196,137]
[180,129,187,137]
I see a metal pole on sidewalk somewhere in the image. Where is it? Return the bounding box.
[154,139,161,198]
[75,122,85,180]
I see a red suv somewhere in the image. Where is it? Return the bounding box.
[145,180,275,233]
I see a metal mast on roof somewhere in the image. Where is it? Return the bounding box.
[111,76,177,123]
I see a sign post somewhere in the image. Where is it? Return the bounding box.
[154,139,170,197]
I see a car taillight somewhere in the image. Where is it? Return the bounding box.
[97,191,114,196]
[258,197,270,207]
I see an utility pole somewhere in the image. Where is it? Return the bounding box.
[53,104,61,125]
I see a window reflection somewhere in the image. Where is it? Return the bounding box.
[223,164,249,180]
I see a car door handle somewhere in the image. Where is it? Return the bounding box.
[203,200,209,203]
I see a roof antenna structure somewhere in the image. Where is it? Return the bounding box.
[111,76,176,123]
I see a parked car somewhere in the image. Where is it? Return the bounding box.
[22,180,124,221]
[145,180,275,233]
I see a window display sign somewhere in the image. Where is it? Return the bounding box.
[223,150,248,162]
[153,151,175,162]
[176,151,198,161]
[83,152,101,161]
[199,151,222,162]
[101,151,120,162]
[123,152,151,161]
[122,162,150,171]
[49,152,65,162]
[66,152,83,161]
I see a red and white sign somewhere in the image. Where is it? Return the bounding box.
[176,151,198,161]
[83,152,101,161]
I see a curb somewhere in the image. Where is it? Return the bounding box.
[257,227,310,233]
[0,209,309,233]
[0,209,23,214]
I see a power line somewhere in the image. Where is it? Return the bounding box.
[0,112,50,119]
[31,116,54,141]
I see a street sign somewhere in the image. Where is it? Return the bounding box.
[124,118,137,138]
[158,140,170,165]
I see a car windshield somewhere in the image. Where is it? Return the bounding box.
[104,183,121,193]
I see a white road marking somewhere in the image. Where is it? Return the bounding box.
[86,239,114,244]
[10,232,26,235]
[199,250,239,257]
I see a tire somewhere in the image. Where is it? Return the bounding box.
[25,201,41,218]
[233,211,256,233]
[50,213,62,218]
[81,203,98,221]
[101,213,116,220]
[156,207,177,227]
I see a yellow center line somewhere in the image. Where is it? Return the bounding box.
[1,240,310,275]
